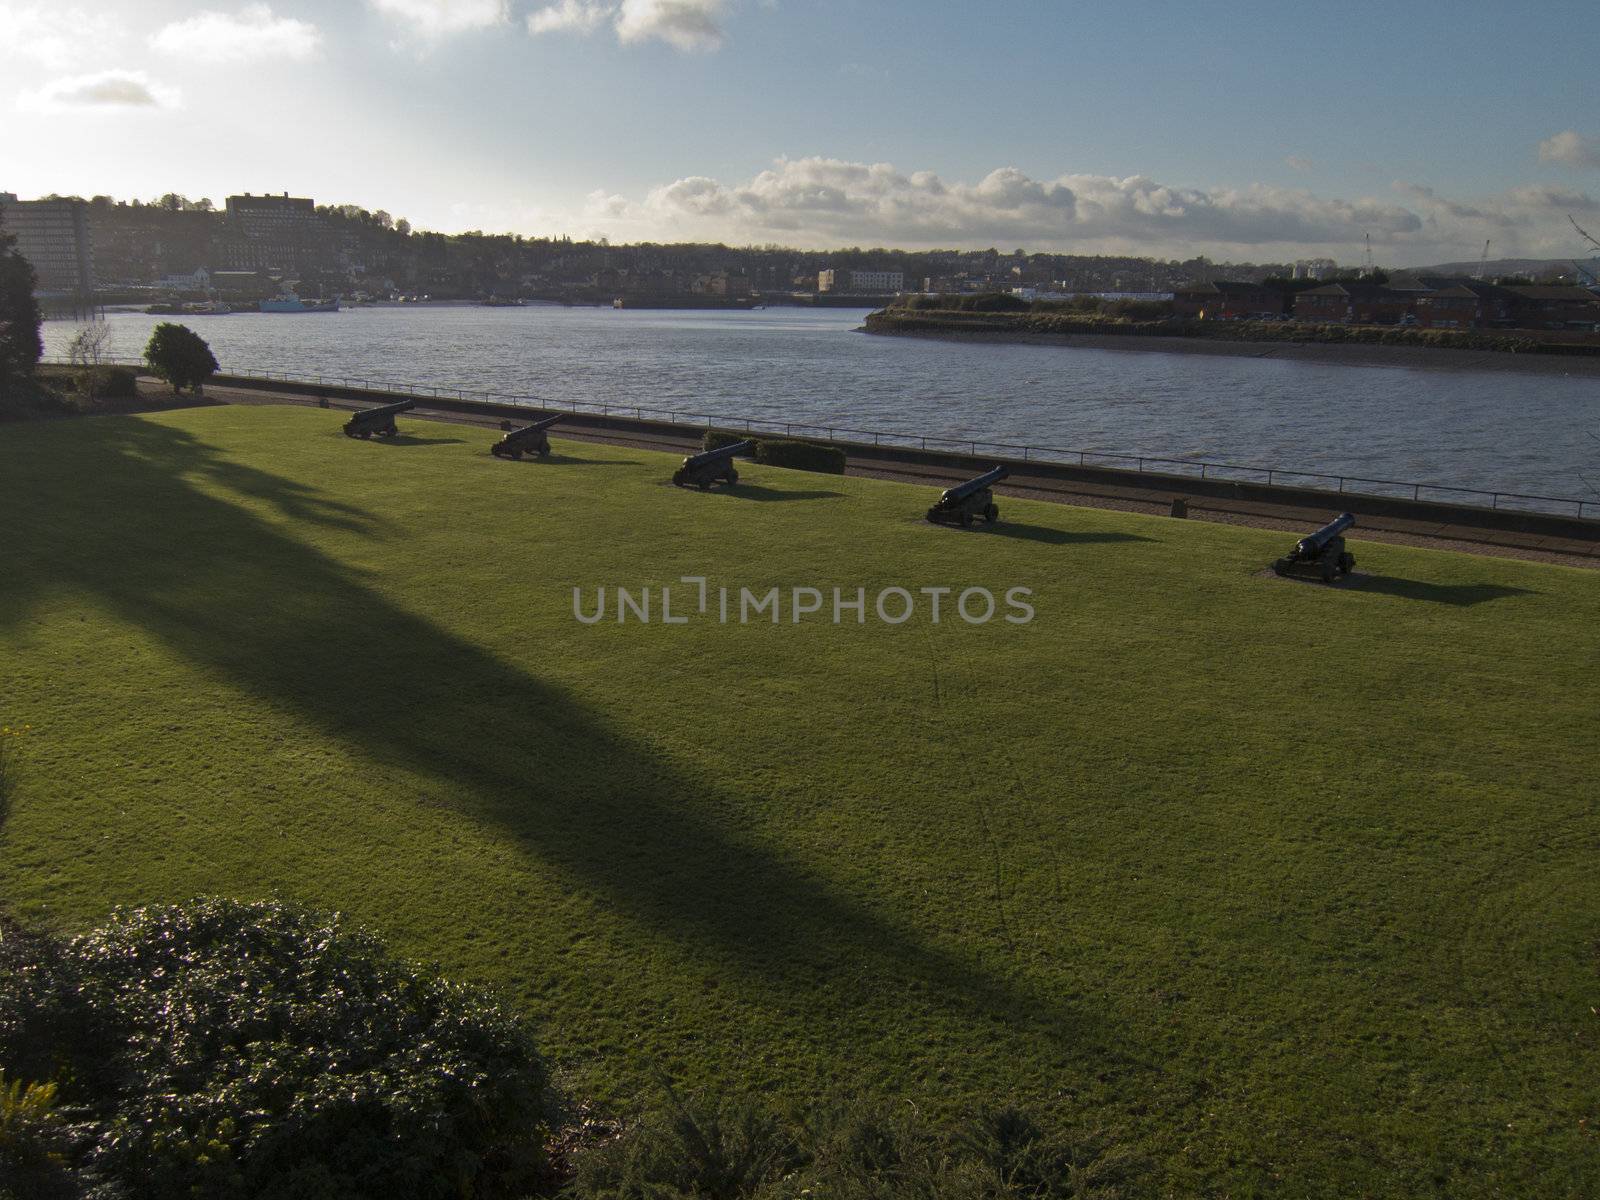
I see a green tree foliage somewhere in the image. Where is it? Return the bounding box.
[0,216,43,394]
[0,899,556,1200]
[142,323,218,394]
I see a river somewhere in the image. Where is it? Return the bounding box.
[42,304,1599,504]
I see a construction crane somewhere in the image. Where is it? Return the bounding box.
[1475,239,1491,280]
[1569,216,1600,290]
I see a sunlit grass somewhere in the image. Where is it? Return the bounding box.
[2,405,1596,1197]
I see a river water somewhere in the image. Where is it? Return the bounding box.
[42,305,1599,504]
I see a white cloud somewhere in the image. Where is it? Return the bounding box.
[1284,155,1314,173]
[1538,130,1600,170]
[528,0,612,35]
[576,156,1600,259]
[603,157,1419,251]
[527,0,729,50]
[0,5,123,68]
[368,0,508,38]
[615,0,727,50]
[18,68,180,112]
[150,5,321,63]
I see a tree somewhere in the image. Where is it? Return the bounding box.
[66,320,114,404]
[143,322,217,395]
[0,215,43,395]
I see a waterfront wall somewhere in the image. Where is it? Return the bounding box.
[212,372,1600,545]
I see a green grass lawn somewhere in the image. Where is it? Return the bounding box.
[3,405,1597,1196]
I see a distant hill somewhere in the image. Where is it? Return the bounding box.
[1411,256,1596,279]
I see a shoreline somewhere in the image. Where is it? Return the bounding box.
[863,324,1600,378]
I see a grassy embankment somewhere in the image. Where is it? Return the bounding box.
[865,300,1600,355]
[2,405,1597,1196]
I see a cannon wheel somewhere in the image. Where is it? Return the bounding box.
[960,511,975,527]
[926,508,941,523]
[726,468,739,485]
[343,428,358,438]
[983,504,999,523]
[507,448,523,460]
[1339,552,1356,575]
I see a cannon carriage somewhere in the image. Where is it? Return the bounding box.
[491,412,563,460]
[1272,512,1357,582]
[673,440,754,490]
[926,466,1008,526]
[342,399,415,439]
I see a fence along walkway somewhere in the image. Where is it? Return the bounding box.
[58,357,1600,520]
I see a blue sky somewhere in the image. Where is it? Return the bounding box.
[3,0,1599,264]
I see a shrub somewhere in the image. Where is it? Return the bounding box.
[0,899,556,1200]
[0,1073,90,1200]
[755,439,846,474]
[703,428,753,453]
[142,323,217,395]
[954,292,1030,313]
[699,432,845,474]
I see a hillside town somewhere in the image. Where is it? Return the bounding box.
[4,189,1599,333]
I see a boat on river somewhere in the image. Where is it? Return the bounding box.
[260,291,340,313]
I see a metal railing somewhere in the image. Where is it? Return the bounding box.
[47,356,1599,519]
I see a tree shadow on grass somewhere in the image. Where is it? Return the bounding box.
[1,417,1099,1055]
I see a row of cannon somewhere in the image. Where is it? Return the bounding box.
[341,399,1357,580]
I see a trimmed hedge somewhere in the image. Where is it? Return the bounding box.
[754,438,846,474]
[701,429,846,474]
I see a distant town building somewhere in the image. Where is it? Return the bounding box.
[1171,281,1287,320]
[158,267,211,293]
[819,268,905,293]
[0,193,95,296]
[221,192,326,270]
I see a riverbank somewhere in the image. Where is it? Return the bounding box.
[189,373,1599,565]
[863,310,1600,377]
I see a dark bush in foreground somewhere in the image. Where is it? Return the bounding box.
[0,899,556,1200]
[570,1089,1146,1199]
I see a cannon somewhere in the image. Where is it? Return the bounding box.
[926,466,1008,526]
[673,440,754,489]
[1272,512,1357,582]
[343,399,415,439]
[491,412,563,459]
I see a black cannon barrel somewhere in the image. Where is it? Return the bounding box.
[1295,511,1355,558]
[682,440,755,469]
[350,399,416,423]
[502,413,563,442]
[940,465,1010,506]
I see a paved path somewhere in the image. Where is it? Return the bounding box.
[193,380,1600,570]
